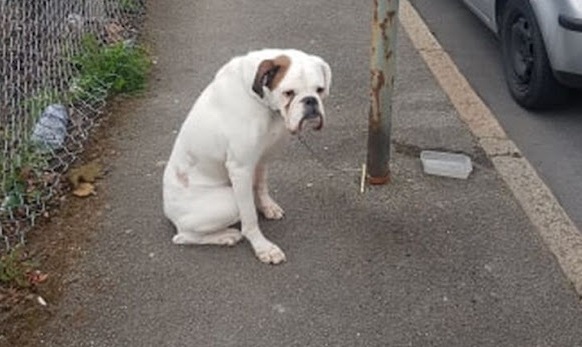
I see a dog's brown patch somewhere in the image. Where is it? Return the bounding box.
[252,55,291,97]
[175,167,189,188]
[270,55,291,90]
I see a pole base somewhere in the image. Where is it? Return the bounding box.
[368,173,391,185]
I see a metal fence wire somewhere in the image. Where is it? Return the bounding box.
[0,0,145,252]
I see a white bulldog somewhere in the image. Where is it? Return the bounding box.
[163,49,332,264]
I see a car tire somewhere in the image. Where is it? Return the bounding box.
[500,0,569,109]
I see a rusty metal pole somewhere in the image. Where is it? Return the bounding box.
[367,0,399,185]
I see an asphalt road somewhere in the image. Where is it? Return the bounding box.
[409,0,582,230]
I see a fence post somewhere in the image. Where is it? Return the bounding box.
[367,0,399,185]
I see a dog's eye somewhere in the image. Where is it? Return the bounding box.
[283,90,295,98]
[316,87,325,94]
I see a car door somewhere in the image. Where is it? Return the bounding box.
[463,0,497,31]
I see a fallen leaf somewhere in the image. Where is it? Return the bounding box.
[27,270,49,284]
[72,183,96,197]
[68,162,103,188]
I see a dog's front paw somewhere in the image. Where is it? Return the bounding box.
[258,198,285,220]
[255,243,286,265]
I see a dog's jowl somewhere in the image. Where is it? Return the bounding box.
[163,49,332,264]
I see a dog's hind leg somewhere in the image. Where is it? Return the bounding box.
[172,228,242,246]
[171,187,242,246]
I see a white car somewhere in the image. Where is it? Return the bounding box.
[463,0,582,109]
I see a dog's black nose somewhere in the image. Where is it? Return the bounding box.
[302,96,318,107]
[302,96,321,120]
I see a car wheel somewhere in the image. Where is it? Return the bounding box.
[500,0,568,109]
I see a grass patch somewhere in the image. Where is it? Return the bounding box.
[71,35,150,103]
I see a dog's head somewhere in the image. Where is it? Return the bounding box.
[251,50,332,134]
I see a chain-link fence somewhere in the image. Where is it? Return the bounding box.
[0,0,145,252]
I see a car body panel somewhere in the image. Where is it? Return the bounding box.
[462,0,496,31]
[463,0,582,86]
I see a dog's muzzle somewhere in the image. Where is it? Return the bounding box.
[299,96,323,131]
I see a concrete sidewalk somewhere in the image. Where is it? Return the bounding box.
[33,0,582,346]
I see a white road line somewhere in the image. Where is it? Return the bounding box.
[400,0,582,295]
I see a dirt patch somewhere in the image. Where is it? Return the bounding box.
[0,96,134,347]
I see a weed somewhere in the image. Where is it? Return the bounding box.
[71,35,150,103]
[0,247,36,289]
[1,139,50,219]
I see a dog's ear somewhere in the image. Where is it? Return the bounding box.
[252,55,291,98]
[312,56,332,97]
[320,60,332,96]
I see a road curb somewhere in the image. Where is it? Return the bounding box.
[400,0,582,295]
